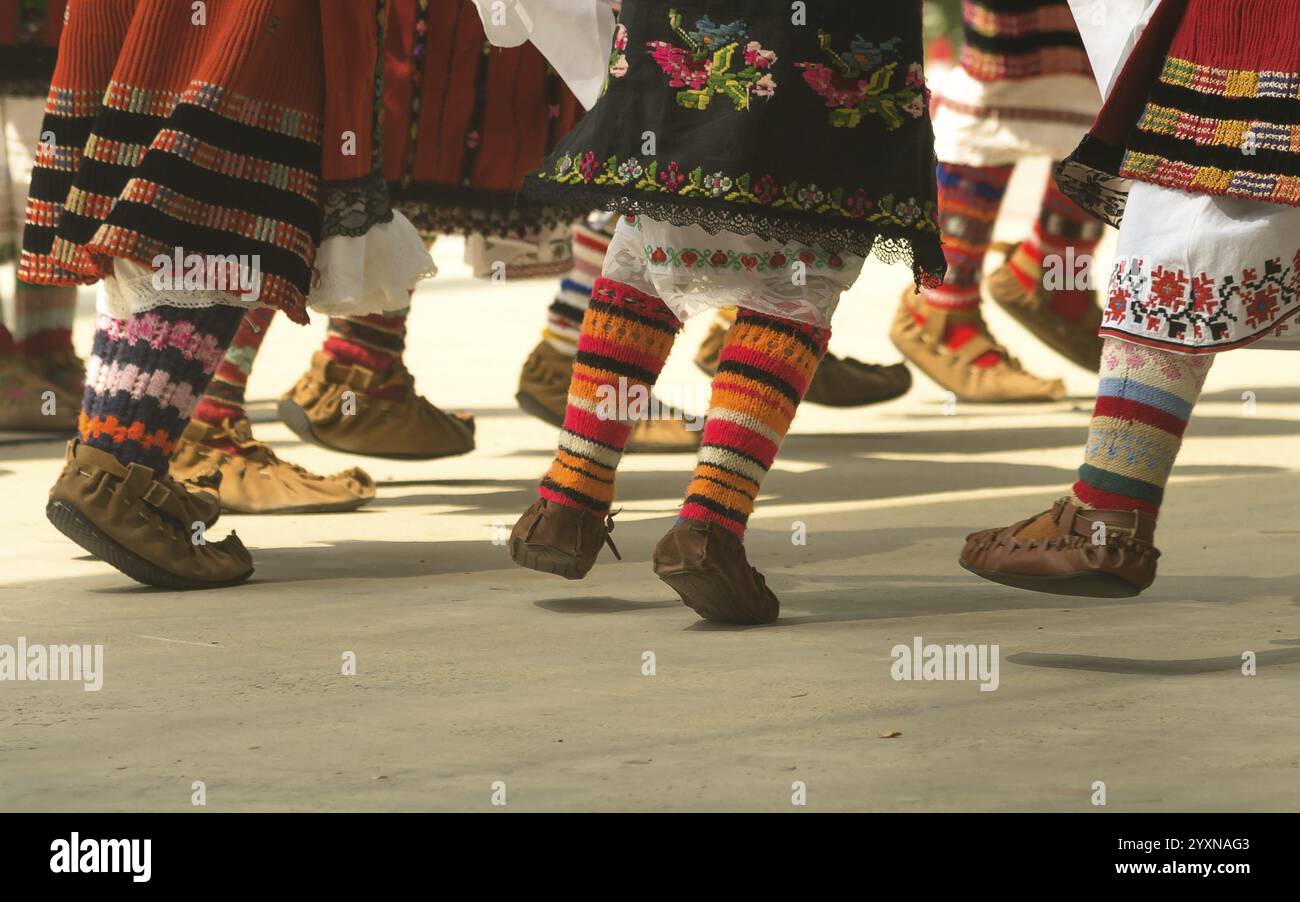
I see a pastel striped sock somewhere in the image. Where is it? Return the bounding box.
[80,305,245,475]
[1010,172,1105,322]
[544,220,616,357]
[539,277,682,516]
[1072,338,1213,517]
[192,306,277,450]
[920,163,1013,367]
[680,308,829,538]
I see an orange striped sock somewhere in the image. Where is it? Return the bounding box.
[680,309,829,538]
[538,278,682,515]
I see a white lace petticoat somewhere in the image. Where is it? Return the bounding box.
[601,215,864,328]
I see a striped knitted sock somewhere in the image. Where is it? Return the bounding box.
[80,305,245,476]
[680,308,830,538]
[324,312,407,373]
[1072,338,1214,517]
[544,220,616,357]
[191,305,277,449]
[920,163,1014,367]
[323,311,409,399]
[1010,172,1105,322]
[538,277,682,515]
[12,280,78,357]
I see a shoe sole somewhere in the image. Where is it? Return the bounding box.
[509,539,589,580]
[514,390,565,428]
[989,293,1101,373]
[277,398,472,461]
[656,569,778,624]
[46,500,253,590]
[959,560,1141,598]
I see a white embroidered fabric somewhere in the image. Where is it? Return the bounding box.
[100,210,432,319]
[1106,181,1300,351]
[931,68,1101,166]
[601,215,863,328]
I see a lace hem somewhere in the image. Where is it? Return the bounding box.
[391,183,589,239]
[322,171,395,239]
[1055,135,1130,229]
[602,215,866,328]
[522,179,946,288]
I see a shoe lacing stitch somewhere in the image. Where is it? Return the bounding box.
[603,508,622,561]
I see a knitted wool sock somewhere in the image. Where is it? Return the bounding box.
[80,305,245,475]
[322,310,409,399]
[12,279,78,357]
[539,277,682,516]
[1010,172,1105,322]
[191,305,277,451]
[919,163,1014,368]
[544,220,616,357]
[680,308,829,538]
[1072,338,1214,517]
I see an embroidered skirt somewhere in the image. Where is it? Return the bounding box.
[931,0,1100,167]
[383,0,587,242]
[521,0,946,288]
[1059,0,1300,353]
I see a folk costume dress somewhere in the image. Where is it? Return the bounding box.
[20,0,433,325]
[383,0,587,279]
[1061,0,1300,353]
[930,0,1102,167]
[493,0,945,328]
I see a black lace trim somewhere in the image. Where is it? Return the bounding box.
[523,179,947,289]
[1055,134,1130,229]
[321,171,395,239]
[391,185,587,239]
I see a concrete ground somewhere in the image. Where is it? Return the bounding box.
[1,160,1298,811]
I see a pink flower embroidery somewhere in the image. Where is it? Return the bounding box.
[647,42,709,90]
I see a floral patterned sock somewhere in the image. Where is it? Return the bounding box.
[1072,338,1214,517]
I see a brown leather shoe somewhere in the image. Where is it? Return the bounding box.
[164,466,223,529]
[46,441,254,589]
[508,498,620,579]
[804,355,912,407]
[653,518,779,624]
[959,497,1159,597]
[515,340,700,452]
[890,287,1065,402]
[696,315,911,407]
[171,417,375,514]
[278,351,474,460]
[0,354,78,432]
[24,346,87,398]
[986,244,1103,372]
